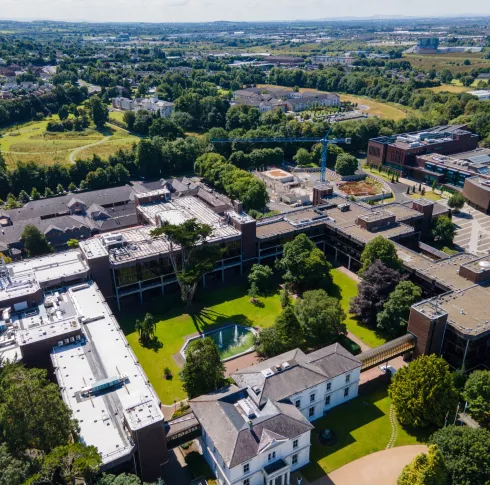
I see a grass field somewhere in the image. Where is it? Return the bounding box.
[330,270,386,348]
[302,387,430,479]
[108,110,126,123]
[338,94,408,121]
[0,118,138,167]
[404,52,490,73]
[427,84,472,94]
[256,84,408,121]
[118,268,383,404]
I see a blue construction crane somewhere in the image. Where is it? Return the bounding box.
[211,126,351,183]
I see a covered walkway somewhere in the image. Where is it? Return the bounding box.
[358,334,415,371]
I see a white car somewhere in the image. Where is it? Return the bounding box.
[379,365,397,377]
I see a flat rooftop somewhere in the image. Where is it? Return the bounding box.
[51,282,163,466]
[414,284,490,337]
[357,210,395,223]
[340,222,414,243]
[464,176,490,192]
[0,251,89,303]
[383,203,422,221]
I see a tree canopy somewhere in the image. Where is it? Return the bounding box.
[180,338,226,399]
[334,153,359,176]
[377,281,422,337]
[247,264,273,294]
[430,426,490,485]
[150,219,221,304]
[350,260,403,327]
[0,364,77,454]
[462,370,490,428]
[276,233,332,289]
[389,355,457,428]
[359,235,402,275]
[447,192,465,211]
[295,289,346,346]
[431,216,455,246]
[21,225,53,257]
[397,444,448,485]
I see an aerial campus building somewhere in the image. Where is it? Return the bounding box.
[0,252,167,481]
[190,345,361,485]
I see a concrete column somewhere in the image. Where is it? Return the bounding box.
[286,471,290,485]
[462,339,470,369]
[161,278,165,296]
[138,282,143,304]
[348,255,352,270]
[335,247,338,262]
[222,269,225,281]
[202,274,206,288]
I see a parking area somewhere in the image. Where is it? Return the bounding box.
[441,201,490,253]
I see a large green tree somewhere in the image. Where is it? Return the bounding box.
[389,355,457,428]
[0,364,77,454]
[334,153,358,176]
[462,370,490,428]
[150,219,221,304]
[350,260,403,327]
[431,216,455,246]
[89,96,109,129]
[447,193,465,212]
[295,289,346,346]
[148,117,184,141]
[359,235,402,275]
[430,426,490,485]
[397,444,448,485]
[247,264,273,294]
[377,281,422,337]
[276,233,332,289]
[20,224,53,257]
[31,443,101,485]
[181,338,225,398]
[254,327,286,358]
[0,443,32,485]
[96,473,148,485]
[275,306,303,351]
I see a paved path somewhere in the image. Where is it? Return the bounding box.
[303,445,427,485]
[438,200,490,254]
[69,135,110,163]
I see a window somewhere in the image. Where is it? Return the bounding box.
[292,454,298,465]
[325,395,331,406]
[295,399,301,408]
[268,451,276,462]
[310,393,315,403]
[309,406,315,417]
[344,387,350,398]
[345,374,351,384]
[244,480,250,485]
[243,463,250,474]
[326,382,331,391]
[293,439,298,449]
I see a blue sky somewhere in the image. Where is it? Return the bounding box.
[1,0,489,23]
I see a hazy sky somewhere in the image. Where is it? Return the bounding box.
[1,0,489,23]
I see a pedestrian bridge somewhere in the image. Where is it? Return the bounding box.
[358,334,416,372]
[166,413,201,449]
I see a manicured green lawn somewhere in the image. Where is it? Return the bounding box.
[302,387,430,480]
[330,270,387,348]
[117,284,282,404]
[118,269,385,405]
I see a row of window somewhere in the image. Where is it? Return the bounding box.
[242,441,300,476]
[242,454,299,484]
[294,375,351,409]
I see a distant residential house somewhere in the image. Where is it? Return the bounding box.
[232,87,340,113]
[311,55,354,66]
[112,96,174,118]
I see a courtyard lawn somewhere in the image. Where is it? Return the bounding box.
[117,284,282,405]
[301,387,429,481]
[330,269,386,348]
[118,269,385,405]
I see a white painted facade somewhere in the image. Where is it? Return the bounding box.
[198,428,311,485]
[289,367,361,422]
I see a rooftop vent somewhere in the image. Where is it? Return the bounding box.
[252,386,261,395]
[282,362,290,369]
[261,368,274,378]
